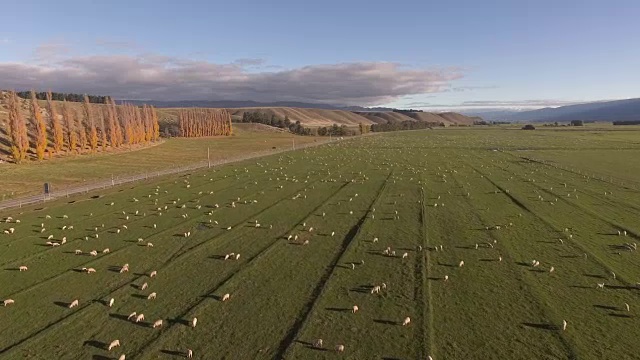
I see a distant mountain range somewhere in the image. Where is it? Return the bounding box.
[117,99,395,112]
[462,98,640,123]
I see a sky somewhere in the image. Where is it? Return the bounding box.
[1,0,639,110]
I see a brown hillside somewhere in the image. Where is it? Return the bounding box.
[227,107,375,127]
[354,112,412,124]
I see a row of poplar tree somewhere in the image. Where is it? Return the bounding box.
[178,108,232,137]
[4,90,160,163]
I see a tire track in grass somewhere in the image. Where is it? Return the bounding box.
[275,171,392,360]
[417,184,434,360]
[450,165,578,360]
[0,163,336,300]
[0,170,272,267]
[472,162,640,285]
[0,176,345,354]
[122,181,354,359]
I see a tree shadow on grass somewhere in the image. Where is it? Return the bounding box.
[522,322,558,331]
[325,307,351,313]
[584,274,606,279]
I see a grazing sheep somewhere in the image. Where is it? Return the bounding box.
[191,317,198,328]
[351,263,355,270]
[135,314,145,323]
[402,317,411,326]
[370,286,381,294]
[313,339,323,348]
[235,253,241,260]
[458,260,464,267]
[19,266,28,272]
[148,292,157,300]
[303,240,310,245]
[90,250,98,256]
[335,344,345,352]
[120,265,129,273]
[402,252,408,259]
[146,242,154,247]
[86,268,96,274]
[222,293,230,302]
[103,248,110,254]
[150,271,157,278]
[224,254,230,260]
[75,249,82,255]
[47,235,54,240]
[4,299,15,306]
[549,267,555,273]
[562,320,567,331]
[141,282,148,291]
[153,319,163,328]
[625,303,630,312]
[597,283,605,289]
[69,299,79,308]
[498,256,503,262]
[352,305,359,313]
[187,349,193,358]
[109,298,115,307]
[108,339,121,351]
[127,312,137,320]
[118,354,126,360]
[331,231,335,237]
[611,271,616,280]
[443,275,449,282]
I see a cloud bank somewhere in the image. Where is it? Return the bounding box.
[0,52,463,105]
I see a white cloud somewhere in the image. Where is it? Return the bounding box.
[0,50,463,105]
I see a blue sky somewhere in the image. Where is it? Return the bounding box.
[1,0,639,109]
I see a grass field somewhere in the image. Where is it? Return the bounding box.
[1,126,639,359]
[0,123,319,200]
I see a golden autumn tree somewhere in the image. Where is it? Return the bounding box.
[77,107,87,151]
[30,90,48,160]
[47,91,64,153]
[6,91,30,163]
[83,95,98,151]
[62,101,78,153]
[151,106,160,141]
[99,107,107,151]
[106,97,118,148]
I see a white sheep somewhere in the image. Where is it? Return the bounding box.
[352,305,359,313]
[549,267,555,273]
[402,317,411,326]
[86,268,96,274]
[148,292,157,300]
[153,319,163,328]
[370,286,381,294]
[147,242,154,247]
[103,248,110,254]
[313,339,323,348]
[127,312,137,320]
[625,303,630,312]
[75,250,82,255]
[222,293,230,302]
[109,298,115,307]
[3,299,15,306]
[443,275,449,282]
[191,317,198,328]
[235,253,241,260]
[90,250,98,256]
[135,314,145,323]
[150,270,157,278]
[335,344,345,352]
[597,283,605,289]
[118,354,126,360]
[458,260,464,267]
[69,299,79,308]
[108,339,121,351]
[402,252,408,259]
[141,282,148,291]
[19,265,28,271]
[562,320,567,331]
[187,349,193,358]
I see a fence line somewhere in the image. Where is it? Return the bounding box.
[0,136,350,212]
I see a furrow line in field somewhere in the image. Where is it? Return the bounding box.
[275,170,392,359]
[476,160,640,284]
[450,167,579,359]
[124,180,354,359]
[416,184,432,360]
